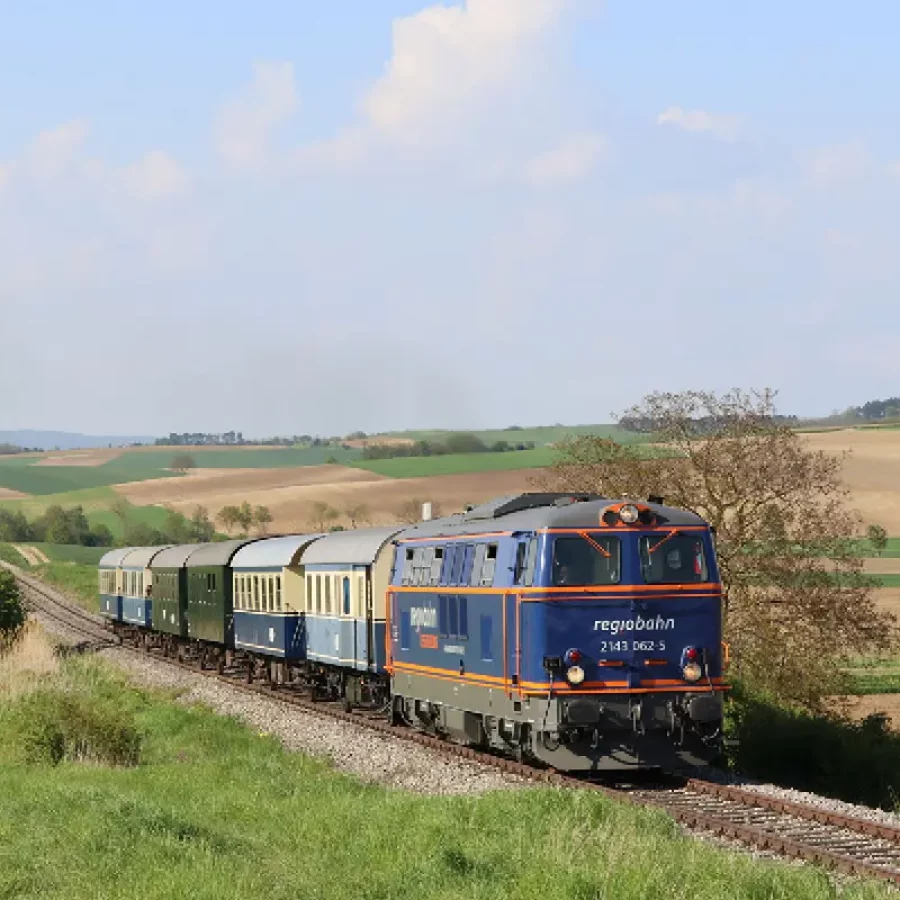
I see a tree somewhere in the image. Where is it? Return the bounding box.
[394,498,442,523]
[252,505,273,535]
[541,388,898,708]
[235,501,254,533]
[189,506,215,542]
[171,452,197,474]
[309,501,339,532]
[866,524,888,556]
[343,503,371,528]
[217,505,241,535]
[0,568,25,649]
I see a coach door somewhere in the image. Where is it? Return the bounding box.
[364,571,375,669]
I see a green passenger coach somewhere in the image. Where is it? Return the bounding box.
[186,539,260,647]
[151,544,203,640]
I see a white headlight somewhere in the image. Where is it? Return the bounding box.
[682,662,703,683]
[619,504,639,524]
[566,665,585,685]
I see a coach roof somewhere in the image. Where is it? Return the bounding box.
[300,526,403,566]
[396,493,707,541]
[150,544,204,568]
[232,534,324,569]
[186,538,260,568]
[99,547,136,568]
[120,546,172,569]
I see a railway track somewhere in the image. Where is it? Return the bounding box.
[8,563,900,887]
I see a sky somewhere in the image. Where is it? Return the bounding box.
[1,0,898,437]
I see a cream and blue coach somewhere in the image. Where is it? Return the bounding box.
[231,533,323,660]
[119,546,171,628]
[98,547,135,621]
[300,526,401,698]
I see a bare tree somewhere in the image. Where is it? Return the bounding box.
[217,505,240,535]
[393,498,442,524]
[309,501,339,532]
[343,503,371,528]
[252,505,273,535]
[540,388,898,708]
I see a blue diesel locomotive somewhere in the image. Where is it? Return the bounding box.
[98,493,727,771]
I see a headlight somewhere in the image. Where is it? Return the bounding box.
[619,503,639,524]
[682,662,703,682]
[566,665,585,685]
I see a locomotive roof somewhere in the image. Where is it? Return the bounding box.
[232,533,324,568]
[150,543,205,568]
[300,526,403,566]
[395,493,707,541]
[185,538,261,568]
[99,547,137,568]
[120,546,172,569]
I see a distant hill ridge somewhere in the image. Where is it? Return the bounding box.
[0,431,155,451]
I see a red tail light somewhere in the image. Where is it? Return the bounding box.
[564,648,582,666]
[684,647,699,662]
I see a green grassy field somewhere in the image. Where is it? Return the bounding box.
[0,652,885,900]
[379,423,649,446]
[28,561,98,612]
[0,458,174,496]
[352,447,556,477]
[860,537,900,558]
[107,445,362,472]
[29,543,109,565]
[844,658,900,695]
[0,543,29,568]
[875,574,900,588]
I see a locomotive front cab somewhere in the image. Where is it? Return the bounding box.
[523,502,727,771]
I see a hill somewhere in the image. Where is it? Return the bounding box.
[0,430,155,451]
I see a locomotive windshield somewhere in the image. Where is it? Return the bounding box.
[552,535,620,586]
[640,533,708,584]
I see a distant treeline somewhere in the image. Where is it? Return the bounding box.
[155,431,350,447]
[0,504,217,549]
[855,397,900,421]
[0,444,40,455]
[360,432,535,460]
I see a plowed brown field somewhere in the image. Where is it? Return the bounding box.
[114,465,543,532]
[0,488,28,499]
[34,449,124,467]
[801,429,900,533]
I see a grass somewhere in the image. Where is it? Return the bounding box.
[0,644,888,900]
[29,543,109,565]
[0,543,29,568]
[857,537,900,558]
[31,561,99,613]
[875,574,900,588]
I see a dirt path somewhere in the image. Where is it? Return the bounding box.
[13,545,49,565]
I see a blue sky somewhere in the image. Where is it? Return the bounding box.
[1,0,898,436]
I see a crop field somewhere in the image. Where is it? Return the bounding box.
[0,457,173,496]
[106,445,362,473]
[377,423,649,446]
[352,447,557,477]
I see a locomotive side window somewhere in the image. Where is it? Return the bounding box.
[552,536,620,586]
[513,538,538,586]
[640,534,708,584]
[401,548,415,585]
[480,544,498,586]
[429,547,443,585]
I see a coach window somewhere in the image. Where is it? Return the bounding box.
[480,545,498,586]
[552,536,620,586]
[316,575,322,614]
[342,577,351,615]
[251,575,258,610]
[325,576,332,614]
[276,576,282,612]
[640,534,708,584]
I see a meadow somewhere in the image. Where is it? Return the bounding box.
[0,457,173,495]
[379,423,649,446]
[0,640,887,900]
[352,447,557,477]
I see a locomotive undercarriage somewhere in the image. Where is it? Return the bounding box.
[106,620,722,771]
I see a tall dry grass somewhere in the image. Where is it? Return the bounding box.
[0,621,60,699]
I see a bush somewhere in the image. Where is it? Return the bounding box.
[0,568,25,646]
[10,685,141,767]
[726,683,900,809]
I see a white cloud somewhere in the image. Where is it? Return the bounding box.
[358,0,566,147]
[806,138,868,186]
[24,119,90,180]
[122,150,188,199]
[524,133,608,185]
[656,106,743,142]
[216,61,298,168]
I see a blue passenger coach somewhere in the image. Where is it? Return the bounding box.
[231,533,323,661]
[388,493,726,771]
[98,547,133,623]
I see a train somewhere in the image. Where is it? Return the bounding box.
[98,492,728,771]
